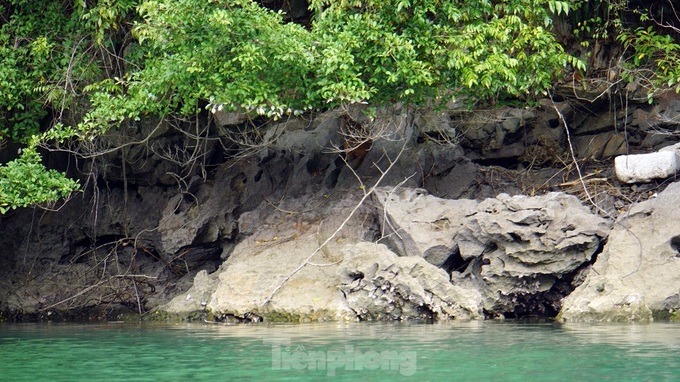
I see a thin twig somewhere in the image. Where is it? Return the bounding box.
[261,120,411,306]
[548,91,643,279]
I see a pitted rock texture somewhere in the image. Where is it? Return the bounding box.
[559,181,680,322]
[376,188,610,315]
[338,242,483,321]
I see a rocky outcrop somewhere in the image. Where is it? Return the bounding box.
[558,181,680,322]
[376,188,610,317]
[165,192,482,321]
[338,242,482,320]
[163,187,608,321]
[4,93,680,322]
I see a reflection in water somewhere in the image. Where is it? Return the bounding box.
[1,321,679,381]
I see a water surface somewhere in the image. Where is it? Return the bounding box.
[1,321,679,381]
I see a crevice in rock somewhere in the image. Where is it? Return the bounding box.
[60,234,129,264]
[166,245,222,278]
[473,156,521,169]
[305,152,329,176]
[503,288,562,319]
[498,236,608,319]
[325,156,344,189]
[415,304,436,321]
[442,250,471,275]
[588,236,606,266]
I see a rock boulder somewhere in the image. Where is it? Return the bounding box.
[376,188,610,316]
[558,181,680,322]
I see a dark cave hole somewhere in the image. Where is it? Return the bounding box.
[306,153,329,176]
[670,235,680,256]
[474,156,521,169]
[325,157,344,189]
[508,232,525,242]
[59,234,131,265]
[443,251,472,274]
[488,239,606,320]
[166,245,223,279]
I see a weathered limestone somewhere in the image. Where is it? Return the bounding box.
[376,187,610,315]
[373,187,477,268]
[558,181,680,322]
[206,228,350,321]
[338,242,483,320]
[164,194,483,321]
[6,97,680,322]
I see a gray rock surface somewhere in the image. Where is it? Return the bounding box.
[376,188,610,315]
[164,187,610,321]
[5,97,678,322]
[165,193,376,321]
[165,192,483,321]
[558,181,680,322]
[338,242,483,320]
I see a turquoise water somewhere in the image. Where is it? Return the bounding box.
[1,321,679,381]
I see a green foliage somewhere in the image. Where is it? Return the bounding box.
[76,0,138,45]
[618,26,680,94]
[570,1,680,96]
[92,0,579,122]
[0,147,80,213]
[15,0,680,212]
[0,0,137,143]
[1,0,586,212]
[129,0,316,118]
[0,0,137,212]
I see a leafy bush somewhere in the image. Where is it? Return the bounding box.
[103,0,580,121]
[0,147,79,213]
[0,0,136,211]
[16,0,680,212]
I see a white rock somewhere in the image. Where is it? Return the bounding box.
[659,142,680,154]
[614,151,680,183]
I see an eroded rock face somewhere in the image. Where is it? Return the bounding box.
[7,98,674,322]
[165,193,484,322]
[166,192,379,321]
[165,191,484,321]
[164,187,610,321]
[376,188,610,316]
[558,181,680,322]
[338,242,483,320]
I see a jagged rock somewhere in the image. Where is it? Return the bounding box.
[338,242,483,320]
[376,188,610,315]
[414,110,456,138]
[558,181,680,322]
[7,98,680,323]
[374,187,477,267]
[163,270,219,313]
[165,192,483,321]
[457,193,610,314]
[177,193,378,321]
[202,227,351,321]
[574,132,627,160]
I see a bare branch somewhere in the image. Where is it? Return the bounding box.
[261,117,412,307]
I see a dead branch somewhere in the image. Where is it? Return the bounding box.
[261,117,411,307]
[548,90,643,279]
